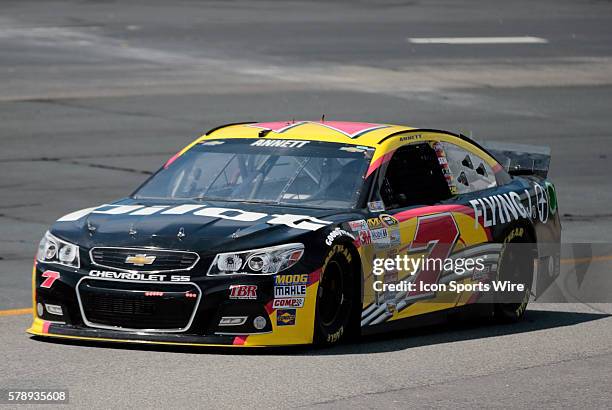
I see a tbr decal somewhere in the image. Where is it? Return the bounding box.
[229,285,257,300]
[57,204,331,231]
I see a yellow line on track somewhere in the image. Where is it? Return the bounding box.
[0,307,31,317]
[561,255,612,265]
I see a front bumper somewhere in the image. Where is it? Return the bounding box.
[28,261,320,347]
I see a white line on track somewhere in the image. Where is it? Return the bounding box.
[407,36,548,44]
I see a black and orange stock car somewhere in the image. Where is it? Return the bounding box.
[28,121,561,347]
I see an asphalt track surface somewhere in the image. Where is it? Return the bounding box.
[1,0,611,408]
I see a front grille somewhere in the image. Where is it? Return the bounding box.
[77,279,200,332]
[90,247,199,272]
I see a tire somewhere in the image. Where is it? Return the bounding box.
[314,244,358,345]
[494,229,535,322]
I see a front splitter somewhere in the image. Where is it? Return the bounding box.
[26,318,284,347]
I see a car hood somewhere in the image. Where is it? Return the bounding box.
[50,198,351,254]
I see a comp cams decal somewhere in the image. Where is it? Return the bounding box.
[57,204,331,231]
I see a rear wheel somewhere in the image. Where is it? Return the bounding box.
[314,244,358,345]
[494,229,535,322]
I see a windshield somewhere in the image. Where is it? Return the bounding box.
[134,139,373,209]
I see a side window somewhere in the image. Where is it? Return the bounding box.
[379,143,451,209]
[439,142,496,194]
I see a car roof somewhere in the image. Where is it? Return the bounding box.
[198,120,415,147]
[174,120,501,171]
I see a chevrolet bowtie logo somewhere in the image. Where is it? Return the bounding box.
[125,254,156,266]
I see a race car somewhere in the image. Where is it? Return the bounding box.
[28,120,561,347]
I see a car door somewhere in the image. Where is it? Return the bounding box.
[361,141,463,326]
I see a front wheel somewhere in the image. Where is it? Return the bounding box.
[314,244,358,345]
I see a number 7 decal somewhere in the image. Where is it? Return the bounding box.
[408,213,459,298]
[41,271,60,288]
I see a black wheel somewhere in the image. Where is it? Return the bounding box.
[494,229,535,322]
[314,244,358,345]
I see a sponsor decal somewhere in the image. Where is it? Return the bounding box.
[219,316,247,326]
[370,227,389,245]
[469,191,531,228]
[40,271,60,288]
[276,309,296,326]
[433,142,457,194]
[275,274,308,285]
[272,298,305,309]
[389,229,401,245]
[125,254,156,266]
[347,219,373,247]
[88,270,190,282]
[545,181,558,215]
[339,146,366,153]
[367,201,386,212]
[379,214,399,227]
[325,227,355,246]
[348,219,368,231]
[250,139,310,148]
[274,274,308,298]
[274,285,307,298]
[534,183,549,223]
[229,284,257,299]
[358,229,372,246]
[367,217,383,229]
[57,204,331,231]
[45,304,63,316]
[399,134,422,142]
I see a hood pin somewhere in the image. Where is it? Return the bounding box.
[128,224,137,237]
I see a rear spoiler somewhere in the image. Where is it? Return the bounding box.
[478,141,551,178]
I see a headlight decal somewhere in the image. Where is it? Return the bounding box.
[37,231,80,269]
[207,243,304,276]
